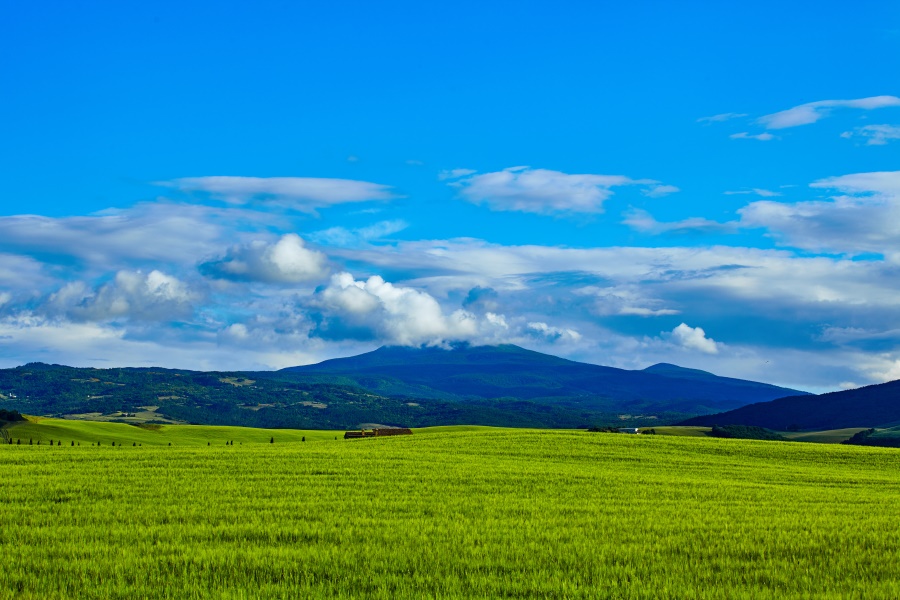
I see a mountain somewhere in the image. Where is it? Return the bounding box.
[0,345,808,430]
[679,379,900,430]
[276,344,807,415]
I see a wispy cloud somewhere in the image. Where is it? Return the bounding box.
[758,96,900,129]
[622,209,734,235]
[643,184,680,198]
[724,189,782,198]
[739,171,900,258]
[697,112,748,124]
[448,167,660,215]
[841,124,900,146]
[162,176,396,212]
[438,168,477,181]
[309,220,409,247]
[527,321,582,343]
[730,132,777,141]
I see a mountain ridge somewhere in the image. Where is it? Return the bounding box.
[278,343,808,415]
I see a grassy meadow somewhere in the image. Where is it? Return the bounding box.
[2,424,900,598]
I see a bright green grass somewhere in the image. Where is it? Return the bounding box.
[2,427,900,599]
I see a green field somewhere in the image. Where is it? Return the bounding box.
[2,424,900,598]
[1,417,343,446]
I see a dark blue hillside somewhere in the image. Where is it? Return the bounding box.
[277,344,807,415]
[681,378,900,430]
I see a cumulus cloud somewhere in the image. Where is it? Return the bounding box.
[841,124,900,146]
[308,220,408,247]
[623,209,735,235]
[47,270,198,322]
[309,272,503,346]
[201,234,328,284]
[448,166,660,215]
[730,132,777,141]
[669,323,719,354]
[163,176,396,212]
[757,96,900,129]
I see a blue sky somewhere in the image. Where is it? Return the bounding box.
[1,1,899,391]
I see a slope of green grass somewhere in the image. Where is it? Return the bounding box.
[2,417,342,446]
[2,427,900,598]
[783,428,871,443]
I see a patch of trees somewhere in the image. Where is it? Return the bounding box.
[843,429,900,448]
[0,409,24,422]
[708,425,785,441]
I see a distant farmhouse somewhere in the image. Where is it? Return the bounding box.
[344,428,413,440]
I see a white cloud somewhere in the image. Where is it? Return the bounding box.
[163,176,396,212]
[47,270,198,322]
[527,321,582,343]
[740,171,900,258]
[841,124,900,146]
[697,112,748,124]
[450,167,659,215]
[812,171,900,196]
[623,209,734,235]
[618,307,680,317]
[730,132,777,141]
[643,184,680,198]
[669,323,719,354]
[0,202,241,270]
[309,220,408,247]
[724,189,782,198]
[438,168,477,181]
[758,96,900,129]
[201,234,329,284]
[311,272,498,346]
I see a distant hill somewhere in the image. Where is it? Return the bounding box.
[680,379,900,430]
[0,361,629,430]
[276,344,807,415]
[0,345,807,429]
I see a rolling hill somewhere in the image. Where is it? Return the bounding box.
[276,343,807,415]
[680,378,900,430]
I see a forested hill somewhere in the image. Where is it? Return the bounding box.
[680,378,900,430]
[0,362,688,429]
[279,344,808,415]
